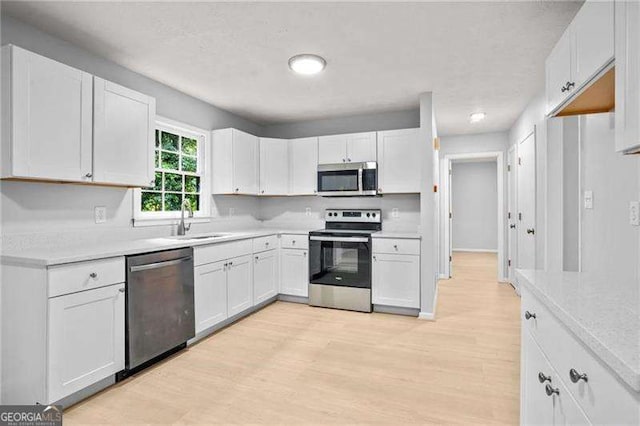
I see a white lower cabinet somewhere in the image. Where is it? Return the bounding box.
[194,260,228,333]
[48,283,125,403]
[253,249,278,304]
[280,248,308,297]
[227,254,253,317]
[372,253,420,308]
[521,332,554,426]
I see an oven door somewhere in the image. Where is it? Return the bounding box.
[309,235,371,288]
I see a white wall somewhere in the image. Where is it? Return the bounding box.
[451,161,498,251]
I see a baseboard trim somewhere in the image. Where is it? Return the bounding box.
[373,304,419,317]
[438,273,449,280]
[55,375,115,409]
[277,294,309,304]
[452,248,498,253]
[418,312,435,320]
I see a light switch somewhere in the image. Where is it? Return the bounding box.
[584,190,593,209]
[392,208,399,218]
[94,206,107,224]
[630,201,640,226]
[305,207,312,217]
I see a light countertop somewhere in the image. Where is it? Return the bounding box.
[372,231,421,239]
[516,269,640,392]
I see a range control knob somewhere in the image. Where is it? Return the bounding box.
[366,213,371,217]
[372,213,377,218]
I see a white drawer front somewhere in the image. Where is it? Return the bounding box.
[48,257,125,298]
[194,239,252,266]
[280,234,309,250]
[252,235,278,253]
[373,238,420,255]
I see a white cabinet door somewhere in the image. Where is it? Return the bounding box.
[232,130,259,194]
[3,45,93,182]
[280,249,308,297]
[318,134,347,164]
[346,132,377,162]
[194,261,228,333]
[227,254,253,317]
[546,31,573,114]
[289,137,318,195]
[211,128,234,194]
[521,332,554,426]
[551,374,591,426]
[93,77,155,187]
[259,138,289,195]
[48,283,124,403]
[377,129,420,193]
[253,250,278,304]
[517,133,536,270]
[572,0,614,88]
[615,0,640,153]
[372,253,420,308]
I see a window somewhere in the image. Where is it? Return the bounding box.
[134,118,209,224]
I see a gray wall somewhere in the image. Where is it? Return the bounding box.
[451,161,498,251]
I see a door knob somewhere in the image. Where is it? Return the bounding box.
[527,228,535,235]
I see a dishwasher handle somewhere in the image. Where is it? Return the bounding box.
[129,256,192,273]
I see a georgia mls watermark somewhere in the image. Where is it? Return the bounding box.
[0,405,62,426]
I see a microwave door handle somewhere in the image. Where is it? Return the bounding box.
[310,236,369,243]
[358,168,363,194]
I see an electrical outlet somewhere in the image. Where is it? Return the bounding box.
[94,206,107,224]
[392,208,399,218]
[229,207,235,217]
[630,201,640,226]
[584,190,593,209]
[305,207,312,217]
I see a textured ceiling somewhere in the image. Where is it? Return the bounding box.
[2,1,582,135]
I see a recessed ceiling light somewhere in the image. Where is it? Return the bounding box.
[288,54,326,75]
[470,112,486,123]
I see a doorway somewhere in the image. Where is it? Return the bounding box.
[442,152,505,282]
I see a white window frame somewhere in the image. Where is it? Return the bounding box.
[133,116,210,227]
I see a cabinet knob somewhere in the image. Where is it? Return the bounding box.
[524,311,536,320]
[303,252,306,256]
[89,272,98,279]
[545,384,560,396]
[510,224,516,229]
[538,372,551,383]
[261,190,265,194]
[567,81,576,90]
[266,242,269,246]
[235,188,239,193]
[569,368,588,383]
[561,85,569,93]
[527,228,535,235]
[393,244,398,250]
[347,158,351,162]
[85,173,93,178]
[229,261,233,266]
[373,255,377,261]
[255,256,259,261]
[118,288,125,293]
[149,180,155,186]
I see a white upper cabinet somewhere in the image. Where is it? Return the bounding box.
[93,78,155,187]
[545,0,614,115]
[1,45,93,182]
[318,132,376,164]
[212,128,259,195]
[259,138,289,195]
[615,0,640,153]
[377,129,420,193]
[289,137,318,195]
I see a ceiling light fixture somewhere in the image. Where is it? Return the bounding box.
[470,112,486,123]
[288,54,326,75]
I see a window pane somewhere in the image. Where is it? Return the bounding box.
[164,172,182,192]
[155,130,160,148]
[182,137,198,155]
[164,193,182,211]
[182,155,197,173]
[161,132,179,152]
[155,150,160,168]
[153,172,162,191]
[185,194,199,211]
[161,152,179,170]
[184,175,200,193]
[141,192,162,212]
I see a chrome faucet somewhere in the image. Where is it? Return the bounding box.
[177,199,193,236]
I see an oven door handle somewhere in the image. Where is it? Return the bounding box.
[309,236,369,243]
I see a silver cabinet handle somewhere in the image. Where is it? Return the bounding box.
[569,369,588,383]
[373,255,377,261]
[235,188,239,193]
[292,240,296,244]
[261,190,265,194]
[229,261,233,266]
[538,372,551,383]
[255,256,259,261]
[85,173,93,178]
[524,311,536,320]
[342,158,346,163]
[510,224,516,229]
[303,252,306,257]
[89,272,98,279]
[561,84,569,93]
[118,288,125,293]
[545,384,559,396]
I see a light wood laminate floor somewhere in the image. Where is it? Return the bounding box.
[65,251,520,425]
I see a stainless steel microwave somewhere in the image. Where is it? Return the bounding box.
[316,162,378,197]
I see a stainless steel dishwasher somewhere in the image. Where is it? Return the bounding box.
[120,247,195,379]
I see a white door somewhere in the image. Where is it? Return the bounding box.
[194,260,228,333]
[572,0,614,87]
[376,129,420,193]
[517,133,536,270]
[507,146,518,283]
[93,77,155,187]
[280,249,308,297]
[259,138,289,195]
[318,135,347,164]
[546,32,573,113]
[232,130,259,194]
[253,250,278,304]
[372,253,420,308]
[227,254,253,317]
[346,132,377,163]
[521,332,554,426]
[9,46,93,182]
[289,137,318,195]
[48,284,125,403]
[447,161,453,276]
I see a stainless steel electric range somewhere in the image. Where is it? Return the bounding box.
[308,209,381,313]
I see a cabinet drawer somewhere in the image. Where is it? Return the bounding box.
[252,235,278,253]
[194,239,252,266]
[372,238,420,255]
[280,234,309,250]
[48,257,125,298]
